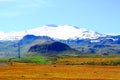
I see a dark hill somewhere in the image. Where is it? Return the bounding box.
[28,42,79,56]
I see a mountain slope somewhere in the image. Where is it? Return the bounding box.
[0,34,120,58]
[19,35,54,45]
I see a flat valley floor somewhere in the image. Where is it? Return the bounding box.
[0,62,120,80]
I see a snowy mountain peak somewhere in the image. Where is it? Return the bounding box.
[0,25,105,41]
[46,24,58,27]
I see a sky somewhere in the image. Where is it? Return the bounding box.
[0,0,120,35]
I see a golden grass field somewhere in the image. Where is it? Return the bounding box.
[56,57,120,65]
[0,58,120,80]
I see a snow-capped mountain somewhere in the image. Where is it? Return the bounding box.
[0,25,105,41]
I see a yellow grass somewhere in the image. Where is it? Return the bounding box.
[56,58,120,65]
[0,62,120,80]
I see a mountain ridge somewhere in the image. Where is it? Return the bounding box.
[0,34,120,58]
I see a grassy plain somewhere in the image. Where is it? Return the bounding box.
[56,57,120,65]
[0,57,120,80]
[0,62,120,80]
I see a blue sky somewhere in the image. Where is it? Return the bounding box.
[0,0,120,35]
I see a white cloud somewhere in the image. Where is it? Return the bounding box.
[0,0,49,17]
[0,0,47,8]
[17,0,48,8]
[0,0,16,2]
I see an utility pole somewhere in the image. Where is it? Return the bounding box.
[18,42,21,58]
[15,36,21,58]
